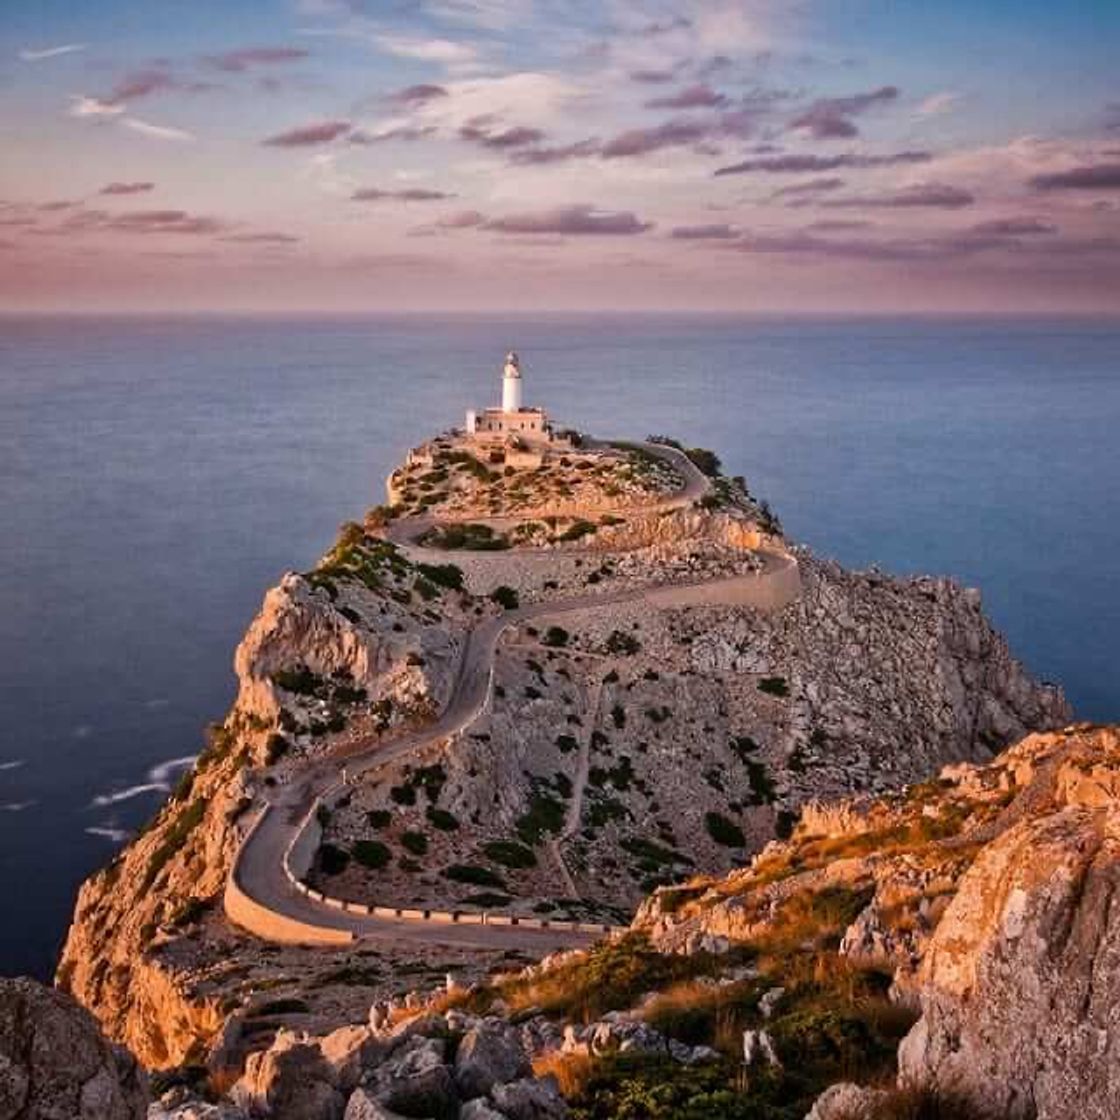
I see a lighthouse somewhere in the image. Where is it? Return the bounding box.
[466,350,562,446]
[502,351,523,413]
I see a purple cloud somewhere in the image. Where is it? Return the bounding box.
[670,223,739,240]
[646,84,729,110]
[630,69,676,84]
[1030,163,1120,190]
[715,150,932,176]
[205,47,309,72]
[459,118,545,149]
[790,86,899,140]
[771,176,846,198]
[106,68,176,104]
[388,83,448,106]
[220,231,300,243]
[350,125,437,144]
[970,217,1057,235]
[435,210,486,229]
[99,182,155,196]
[485,205,652,236]
[823,182,975,209]
[510,139,602,165]
[352,187,455,202]
[263,120,351,147]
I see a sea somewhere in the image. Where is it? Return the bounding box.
[1,313,1118,981]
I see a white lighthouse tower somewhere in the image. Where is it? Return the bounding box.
[502,351,523,413]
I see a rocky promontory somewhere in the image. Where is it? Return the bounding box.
[53,428,1074,1116]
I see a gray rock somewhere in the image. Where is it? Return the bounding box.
[803,1082,890,1120]
[489,1077,569,1120]
[342,1089,407,1120]
[230,1030,344,1120]
[460,1101,506,1120]
[742,1029,781,1068]
[373,1036,456,1117]
[319,1026,384,1094]
[454,1021,531,1100]
[0,977,147,1120]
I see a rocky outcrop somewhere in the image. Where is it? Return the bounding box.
[55,429,1069,1076]
[898,730,1120,1119]
[0,977,147,1120]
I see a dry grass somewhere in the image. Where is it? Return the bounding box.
[532,1051,596,1098]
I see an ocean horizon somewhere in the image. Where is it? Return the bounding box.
[2,312,1118,981]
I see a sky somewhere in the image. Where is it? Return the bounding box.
[1,0,1118,313]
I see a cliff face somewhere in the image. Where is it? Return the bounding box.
[55,439,1069,1075]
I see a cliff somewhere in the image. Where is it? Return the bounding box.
[56,433,1068,1080]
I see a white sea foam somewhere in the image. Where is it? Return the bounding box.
[90,782,167,808]
[86,825,131,843]
[0,760,24,772]
[1,800,36,812]
[148,754,196,785]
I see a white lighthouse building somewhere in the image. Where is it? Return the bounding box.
[501,351,522,413]
[466,351,560,445]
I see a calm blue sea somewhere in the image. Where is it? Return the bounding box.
[1,314,1118,980]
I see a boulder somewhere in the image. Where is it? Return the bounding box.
[454,1021,531,1099]
[803,1082,890,1120]
[319,1026,384,1094]
[898,805,1120,1120]
[372,1036,456,1118]
[0,977,147,1120]
[230,1030,344,1120]
[489,1077,569,1120]
[459,1101,506,1120]
[342,1090,407,1120]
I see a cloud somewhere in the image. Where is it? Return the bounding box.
[205,46,310,72]
[350,124,437,144]
[388,83,449,106]
[19,43,86,62]
[822,182,975,209]
[263,120,351,146]
[805,219,872,231]
[106,68,178,104]
[98,209,228,234]
[435,209,486,229]
[459,118,545,149]
[375,34,478,66]
[220,231,301,243]
[771,176,845,198]
[121,118,195,142]
[715,150,932,176]
[916,92,962,118]
[352,187,455,201]
[646,83,729,110]
[670,223,739,239]
[484,204,653,235]
[510,139,602,165]
[100,182,155,196]
[423,0,532,31]
[69,96,126,118]
[790,86,899,139]
[1030,163,1120,190]
[630,68,677,84]
[969,217,1057,235]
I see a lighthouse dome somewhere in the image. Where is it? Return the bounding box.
[504,351,521,377]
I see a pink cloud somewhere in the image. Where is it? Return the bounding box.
[100,182,155,196]
[485,205,653,236]
[205,47,309,72]
[263,121,351,147]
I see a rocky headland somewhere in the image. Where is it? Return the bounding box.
[44,426,1095,1120]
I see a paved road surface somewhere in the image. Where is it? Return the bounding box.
[225,442,799,950]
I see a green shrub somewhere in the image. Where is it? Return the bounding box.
[604,630,642,656]
[542,626,570,648]
[390,784,417,806]
[254,997,310,1016]
[559,519,598,542]
[442,864,507,889]
[516,789,566,845]
[318,843,351,875]
[758,676,789,698]
[401,831,428,856]
[483,839,538,868]
[352,840,391,869]
[416,562,464,590]
[265,734,291,765]
[426,806,460,831]
[272,665,322,696]
[367,809,392,829]
[490,585,520,610]
[705,812,745,848]
[556,734,579,754]
[684,447,722,477]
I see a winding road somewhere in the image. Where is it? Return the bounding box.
[224,444,801,950]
